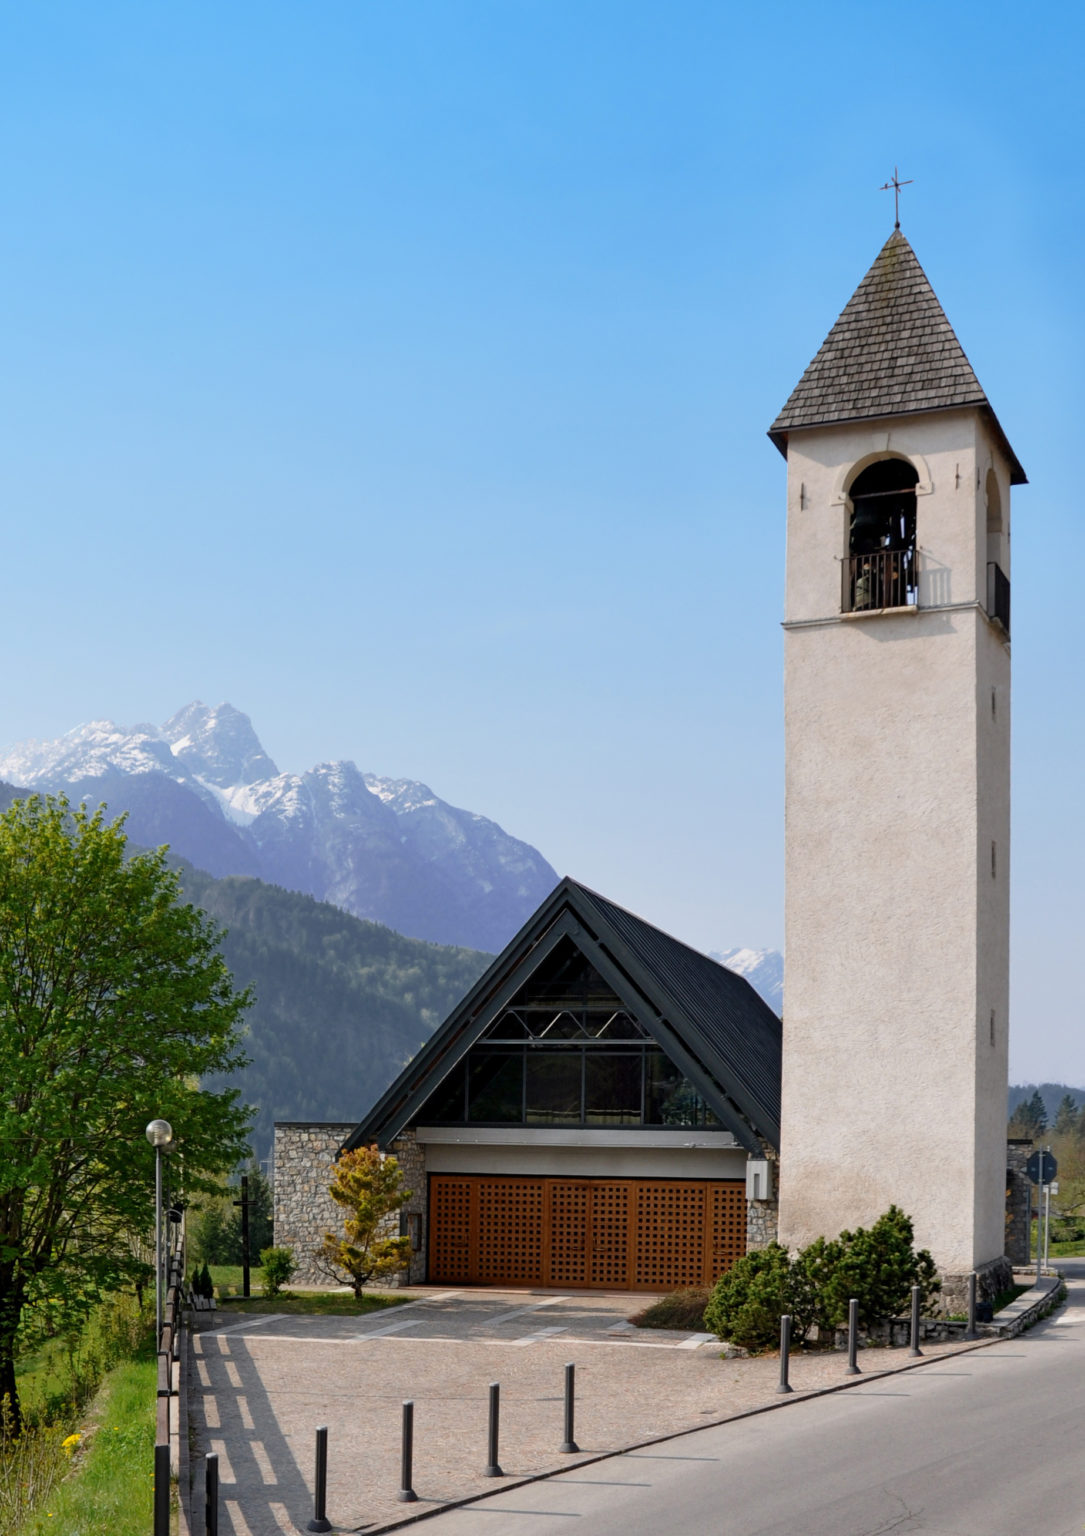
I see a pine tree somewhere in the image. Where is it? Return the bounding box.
[1027,1089,1049,1134]
[1053,1094,1080,1136]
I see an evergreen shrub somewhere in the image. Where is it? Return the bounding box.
[704,1207,938,1351]
[260,1247,296,1297]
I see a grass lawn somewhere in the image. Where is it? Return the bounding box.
[4,1300,155,1536]
[14,1354,158,1536]
[208,1262,267,1297]
[213,1290,412,1317]
[207,1263,415,1315]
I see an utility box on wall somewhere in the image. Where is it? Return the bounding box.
[746,1159,773,1203]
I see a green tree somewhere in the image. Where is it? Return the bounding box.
[318,1145,411,1297]
[0,796,251,1428]
[189,1162,274,1265]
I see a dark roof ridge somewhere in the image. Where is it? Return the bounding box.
[768,230,1025,485]
[343,873,782,1153]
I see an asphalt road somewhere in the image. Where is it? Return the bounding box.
[416,1260,1085,1536]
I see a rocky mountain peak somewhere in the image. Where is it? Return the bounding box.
[0,704,560,953]
[161,702,279,788]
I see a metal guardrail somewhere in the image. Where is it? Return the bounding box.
[154,1239,185,1536]
[843,548,917,612]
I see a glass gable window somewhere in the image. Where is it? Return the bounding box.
[412,939,725,1132]
[584,1054,641,1125]
[467,1053,522,1122]
[525,1052,582,1125]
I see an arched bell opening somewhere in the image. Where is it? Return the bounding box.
[844,457,919,612]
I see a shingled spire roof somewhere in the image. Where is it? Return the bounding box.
[769,230,1026,484]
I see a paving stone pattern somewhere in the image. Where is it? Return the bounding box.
[190,1288,986,1535]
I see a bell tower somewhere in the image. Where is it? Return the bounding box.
[769,230,1025,1294]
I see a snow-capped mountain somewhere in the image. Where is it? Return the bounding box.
[0,704,559,954]
[712,947,784,1014]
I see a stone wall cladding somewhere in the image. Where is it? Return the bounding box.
[745,1201,778,1250]
[390,1131,428,1285]
[939,1254,1013,1315]
[273,1124,355,1284]
[745,1148,779,1252]
[1005,1138,1033,1266]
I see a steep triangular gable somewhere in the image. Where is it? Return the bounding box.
[768,231,1025,484]
[344,878,781,1154]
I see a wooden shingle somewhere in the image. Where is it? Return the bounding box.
[768,231,1025,483]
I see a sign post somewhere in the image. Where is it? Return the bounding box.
[1026,1148,1057,1278]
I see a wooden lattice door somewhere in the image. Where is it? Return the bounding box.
[476,1178,545,1285]
[427,1173,746,1289]
[548,1180,590,1286]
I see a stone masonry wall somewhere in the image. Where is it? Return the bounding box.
[745,1200,779,1250]
[390,1131,428,1285]
[273,1123,355,1284]
[1005,1138,1032,1267]
[745,1149,779,1252]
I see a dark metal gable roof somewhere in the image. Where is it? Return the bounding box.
[344,877,781,1154]
[768,231,1026,485]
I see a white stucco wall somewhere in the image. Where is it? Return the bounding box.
[778,410,1011,1275]
[418,1132,748,1181]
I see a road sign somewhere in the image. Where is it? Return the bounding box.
[1027,1149,1057,1185]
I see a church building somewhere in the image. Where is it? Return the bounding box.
[276,220,1023,1303]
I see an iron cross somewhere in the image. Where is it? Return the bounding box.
[880,166,914,229]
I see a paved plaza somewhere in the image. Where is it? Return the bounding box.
[188,1287,989,1534]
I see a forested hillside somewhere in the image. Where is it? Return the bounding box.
[1008,1083,1085,1128]
[175,866,491,1157]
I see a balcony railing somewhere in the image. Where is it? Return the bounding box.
[987,562,1010,636]
[843,548,917,614]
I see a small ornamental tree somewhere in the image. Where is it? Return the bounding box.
[318,1145,412,1296]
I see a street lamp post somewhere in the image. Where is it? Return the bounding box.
[145,1120,174,1343]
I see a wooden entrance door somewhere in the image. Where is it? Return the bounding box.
[427,1174,746,1290]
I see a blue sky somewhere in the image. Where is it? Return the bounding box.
[1,2,1081,1082]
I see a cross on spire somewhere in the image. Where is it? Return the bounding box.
[879,166,914,229]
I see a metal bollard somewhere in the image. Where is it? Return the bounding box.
[845,1298,861,1375]
[484,1382,504,1476]
[777,1314,793,1394]
[560,1361,579,1453]
[154,1441,170,1536]
[205,1450,220,1536]
[398,1400,418,1502]
[307,1425,332,1532]
[964,1271,978,1340]
[909,1285,922,1357]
